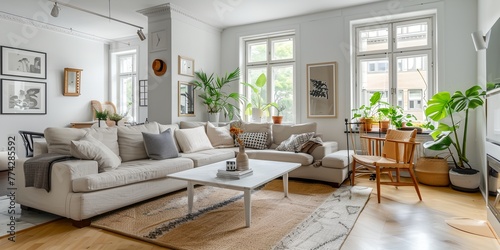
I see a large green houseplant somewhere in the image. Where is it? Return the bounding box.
[423,85,485,190]
[192,68,245,121]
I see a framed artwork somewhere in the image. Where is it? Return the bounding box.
[1,79,47,114]
[151,30,167,52]
[306,62,337,118]
[139,80,148,107]
[178,81,195,116]
[1,46,47,79]
[178,55,194,77]
[63,68,82,96]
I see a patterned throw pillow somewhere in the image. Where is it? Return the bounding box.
[276,132,315,152]
[239,132,268,149]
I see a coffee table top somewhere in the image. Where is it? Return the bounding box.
[167,159,301,190]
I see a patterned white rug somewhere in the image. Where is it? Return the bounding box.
[274,185,372,250]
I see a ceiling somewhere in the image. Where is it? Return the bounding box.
[2,0,386,41]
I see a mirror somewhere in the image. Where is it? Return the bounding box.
[178,81,195,116]
[64,68,82,96]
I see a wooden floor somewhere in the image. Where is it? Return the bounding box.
[1,175,500,250]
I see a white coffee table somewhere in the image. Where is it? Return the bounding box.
[167,159,301,227]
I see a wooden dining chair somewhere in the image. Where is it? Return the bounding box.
[351,129,422,203]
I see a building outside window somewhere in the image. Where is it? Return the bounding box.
[354,17,434,124]
[244,34,295,123]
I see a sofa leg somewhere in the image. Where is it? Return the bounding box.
[331,182,341,188]
[20,205,32,210]
[72,219,91,228]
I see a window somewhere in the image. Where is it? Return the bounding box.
[111,49,138,122]
[244,35,295,123]
[354,17,433,123]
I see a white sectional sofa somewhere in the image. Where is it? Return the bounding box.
[14,121,345,227]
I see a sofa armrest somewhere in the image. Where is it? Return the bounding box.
[310,141,338,161]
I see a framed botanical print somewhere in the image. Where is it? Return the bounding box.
[306,62,337,118]
[1,79,47,114]
[1,46,47,79]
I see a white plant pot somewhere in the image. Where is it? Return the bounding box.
[252,108,263,123]
[449,168,480,192]
[208,112,220,124]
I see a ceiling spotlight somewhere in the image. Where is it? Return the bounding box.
[51,2,59,17]
[137,29,146,41]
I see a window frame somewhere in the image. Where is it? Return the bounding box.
[111,49,138,122]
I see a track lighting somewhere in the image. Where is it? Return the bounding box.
[137,29,146,41]
[48,0,145,41]
[50,2,59,17]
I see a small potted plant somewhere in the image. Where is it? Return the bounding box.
[352,91,383,132]
[108,113,124,126]
[242,73,277,122]
[377,104,417,130]
[271,103,286,124]
[422,85,485,192]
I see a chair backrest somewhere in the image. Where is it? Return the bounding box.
[382,129,417,164]
[18,130,45,157]
[91,100,117,120]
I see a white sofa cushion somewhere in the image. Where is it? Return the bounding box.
[272,122,317,148]
[70,133,121,172]
[175,126,214,153]
[158,123,180,151]
[87,127,120,157]
[245,149,314,166]
[44,127,87,154]
[181,148,236,167]
[117,122,160,162]
[72,157,193,192]
[206,121,234,148]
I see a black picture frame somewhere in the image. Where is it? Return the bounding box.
[1,46,47,79]
[1,79,47,114]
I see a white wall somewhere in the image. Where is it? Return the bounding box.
[222,0,478,152]
[0,19,108,157]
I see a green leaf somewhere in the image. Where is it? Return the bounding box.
[425,91,452,121]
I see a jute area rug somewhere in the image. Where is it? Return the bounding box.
[92,180,371,250]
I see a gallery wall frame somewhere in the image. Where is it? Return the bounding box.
[1,79,47,114]
[1,46,47,79]
[63,68,82,96]
[139,80,148,107]
[178,81,195,117]
[306,61,337,118]
[178,55,194,77]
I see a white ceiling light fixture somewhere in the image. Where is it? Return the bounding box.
[48,0,146,41]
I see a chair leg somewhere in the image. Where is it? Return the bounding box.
[376,166,381,203]
[408,168,422,201]
[351,160,356,186]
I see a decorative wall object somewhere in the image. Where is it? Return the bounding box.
[1,46,47,79]
[139,80,148,106]
[178,56,194,76]
[1,79,46,114]
[151,30,167,51]
[306,62,337,118]
[63,68,82,96]
[178,81,195,116]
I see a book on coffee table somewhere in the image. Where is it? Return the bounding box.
[217,169,253,179]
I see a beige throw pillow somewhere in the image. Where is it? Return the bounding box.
[175,126,214,153]
[70,133,121,172]
[206,121,234,148]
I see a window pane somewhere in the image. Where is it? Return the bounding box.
[120,76,135,119]
[246,68,267,120]
[272,38,293,61]
[396,54,428,121]
[359,58,389,107]
[248,42,267,63]
[396,21,428,49]
[119,56,134,73]
[271,65,294,123]
[358,26,389,53]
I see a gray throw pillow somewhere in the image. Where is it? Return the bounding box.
[142,128,180,160]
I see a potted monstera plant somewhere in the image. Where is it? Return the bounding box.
[192,68,246,123]
[423,85,486,192]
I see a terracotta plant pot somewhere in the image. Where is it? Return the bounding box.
[379,120,390,133]
[272,116,283,124]
[359,118,373,132]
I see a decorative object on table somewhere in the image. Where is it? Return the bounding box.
[1,79,46,114]
[241,73,277,122]
[225,161,237,171]
[306,61,337,118]
[94,109,109,127]
[1,46,47,79]
[152,59,167,76]
[138,80,148,106]
[178,55,194,77]
[423,85,485,192]
[271,102,286,124]
[191,67,245,122]
[230,124,249,171]
[217,168,253,179]
[178,81,195,116]
[377,101,417,130]
[108,113,124,126]
[63,68,82,96]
